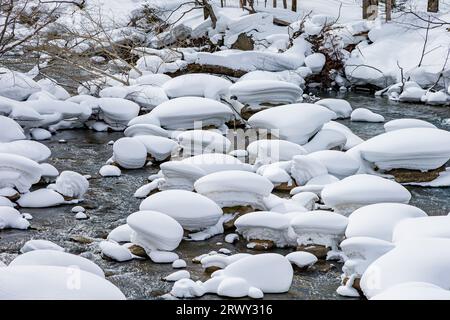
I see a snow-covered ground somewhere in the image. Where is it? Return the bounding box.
[1,0,450,300]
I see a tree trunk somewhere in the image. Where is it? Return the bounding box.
[202,0,217,28]
[283,0,287,9]
[427,0,439,12]
[273,0,277,8]
[292,0,297,12]
[385,0,392,21]
[363,0,379,20]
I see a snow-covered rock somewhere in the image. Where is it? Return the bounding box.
[139,190,222,231]
[133,135,178,161]
[247,139,306,163]
[0,116,25,142]
[10,250,104,278]
[129,97,234,130]
[162,74,231,100]
[384,118,436,132]
[304,53,326,74]
[285,251,318,269]
[315,99,352,119]
[112,137,147,169]
[20,240,64,254]
[194,171,273,210]
[361,238,450,299]
[176,130,231,156]
[203,253,293,297]
[99,165,121,177]
[248,103,336,145]
[0,206,30,230]
[0,140,51,163]
[96,98,140,130]
[392,216,450,242]
[235,211,295,248]
[127,210,184,252]
[347,128,450,173]
[99,241,133,262]
[0,266,125,299]
[0,68,41,100]
[290,155,328,186]
[229,80,302,105]
[302,128,347,153]
[321,174,411,215]
[124,123,168,138]
[307,150,360,179]
[17,189,65,208]
[291,211,348,250]
[371,282,450,300]
[346,203,427,241]
[107,224,133,243]
[351,108,384,122]
[323,121,364,150]
[53,171,89,199]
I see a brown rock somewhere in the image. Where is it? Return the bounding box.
[204,266,222,274]
[69,235,94,244]
[296,244,330,260]
[313,260,336,273]
[222,206,255,229]
[275,181,297,192]
[247,239,274,251]
[385,166,445,183]
[343,276,362,292]
[231,33,254,51]
[128,244,148,258]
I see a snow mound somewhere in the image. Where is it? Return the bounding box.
[0,153,42,193]
[291,155,328,185]
[129,97,234,130]
[99,165,121,177]
[347,128,450,172]
[229,80,302,105]
[247,139,306,163]
[107,224,133,243]
[21,240,64,254]
[0,266,124,300]
[194,170,273,209]
[53,171,89,199]
[96,98,140,130]
[371,282,450,300]
[99,241,133,262]
[9,250,104,278]
[321,174,411,215]
[0,140,51,163]
[315,99,352,119]
[139,190,223,231]
[133,135,178,161]
[176,130,231,156]
[393,216,450,242]
[0,68,41,100]
[113,137,148,169]
[203,253,293,298]
[285,251,318,268]
[384,118,436,132]
[291,211,348,249]
[307,150,360,179]
[351,108,385,122]
[346,203,427,241]
[361,238,450,299]
[235,211,294,248]
[248,103,336,145]
[323,121,364,150]
[0,206,30,230]
[162,74,231,100]
[124,124,169,138]
[0,116,25,142]
[127,210,183,252]
[17,189,65,208]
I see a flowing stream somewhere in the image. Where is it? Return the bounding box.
[1,92,449,300]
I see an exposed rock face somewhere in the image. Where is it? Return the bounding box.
[343,276,362,293]
[128,244,148,258]
[231,33,254,51]
[296,244,330,260]
[223,206,255,229]
[247,239,275,251]
[274,181,297,192]
[385,166,446,183]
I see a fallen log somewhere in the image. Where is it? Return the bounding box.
[166,63,248,78]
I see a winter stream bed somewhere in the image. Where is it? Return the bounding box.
[1,93,449,300]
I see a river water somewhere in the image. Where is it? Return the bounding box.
[0,92,449,300]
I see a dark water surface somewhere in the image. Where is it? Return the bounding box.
[0,93,449,299]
